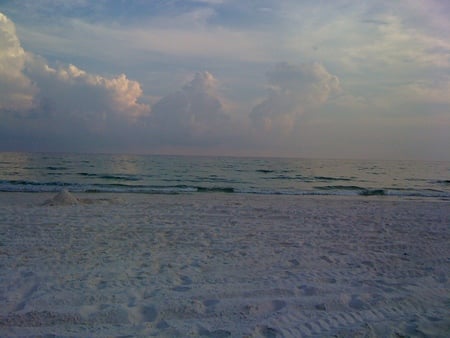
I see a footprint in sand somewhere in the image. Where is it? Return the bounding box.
[172,274,192,292]
[203,299,220,307]
[253,325,280,338]
[180,275,192,285]
[172,286,191,292]
[141,304,158,322]
[203,299,220,313]
[299,284,319,296]
[348,294,369,310]
[198,326,232,337]
[242,299,286,317]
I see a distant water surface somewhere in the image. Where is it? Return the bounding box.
[0,153,449,200]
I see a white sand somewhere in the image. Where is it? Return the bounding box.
[42,189,80,206]
[0,193,449,337]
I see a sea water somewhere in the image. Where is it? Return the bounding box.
[0,152,449,200]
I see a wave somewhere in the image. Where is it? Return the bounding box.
[78,172,97,177]
[0,179,448,199]
[196,186,235,193]
[359,189,386,196]
[264,175,353,182]
[267,175,297,180]
[315,185,386,196]
[98,174,140,181]
[78,173,141,181]
[314,176,352,181]
[0,180,73,189]
[46,166,68,171]
[315,185,364,191]
[434,179,450,185]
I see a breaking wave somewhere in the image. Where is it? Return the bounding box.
[1,179,448,199]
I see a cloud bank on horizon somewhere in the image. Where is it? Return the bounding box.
[0,0,449,160]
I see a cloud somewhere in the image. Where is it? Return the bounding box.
[114,25,272,63]
[250,62,340,133]
[281,1,450,84]
[7,5,275,67]
[353,14,450,69]
[26,59,150,123]
[0,11,151,152]
[395,79,450,105]
[192,0,225,4]
[1,11,238,152]
[0,13,36,111]
[1,5,449,159]
[149,71,232,145]
[0,13,150,126]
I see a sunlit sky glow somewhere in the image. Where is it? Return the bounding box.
[1,0,449,160]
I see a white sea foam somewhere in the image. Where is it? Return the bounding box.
[0,193,449,337]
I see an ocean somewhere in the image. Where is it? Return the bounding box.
[1,152,450,336]
[0,152,449,200]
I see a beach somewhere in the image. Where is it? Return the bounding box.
[0,192,449,337]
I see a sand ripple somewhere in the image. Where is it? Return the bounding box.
[0,193,449,337]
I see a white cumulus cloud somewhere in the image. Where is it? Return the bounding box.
[0,13,36,111]
[26,59,150,123]
[149,71,232,145]
[250,62,341,133]
[0,11,150,139]
[0,11,151,151]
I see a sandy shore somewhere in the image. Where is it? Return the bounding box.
[0,192,449,337]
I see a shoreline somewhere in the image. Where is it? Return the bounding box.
[0,190,448,205]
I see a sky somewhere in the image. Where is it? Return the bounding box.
[0,0,449,160]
